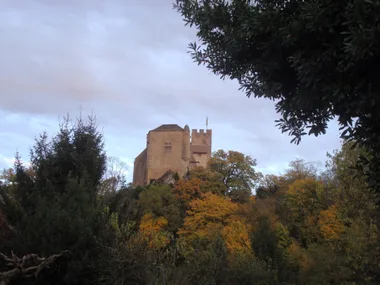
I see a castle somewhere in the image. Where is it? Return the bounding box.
[133,124,212,186]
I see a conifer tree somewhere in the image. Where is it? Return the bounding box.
[0,114,109,284]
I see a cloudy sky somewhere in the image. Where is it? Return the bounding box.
[0,0,342,182]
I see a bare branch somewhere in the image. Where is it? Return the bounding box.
[0,250,71,285]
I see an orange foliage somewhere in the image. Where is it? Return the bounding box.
[139,213,170,249]
[173,178,203,206]
[318,205,344,240]
[287,241,312,272]
[178,192,238,239]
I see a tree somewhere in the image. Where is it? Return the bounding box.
[256,174,281,199]
[284,178,325,246]
[188,166,227,196]
[285,159,319,182]
[319,142,380,283]
[0,251,71,285]
[0,114,110,285]
[99,156,128,196]
[139,213,171,250]
[0,169,16,186]
[178,192,238,241]
[208,149,259,202]
[138,184,182,233]
[221,219,252,257]
[0,209,12,244]
[251,216,297,284]
[174,0,380,193]
[317,205,344,241]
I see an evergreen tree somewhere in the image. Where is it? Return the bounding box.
[0,114,110,284]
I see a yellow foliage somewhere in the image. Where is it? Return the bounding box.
[221,220,252,256]
[178,192,238,237]
[286,178,324,224]
[178,192,254,260]
[139,213,170,249]
[287,178,323,201]
[318,205,344,240]
[140,213,168,232]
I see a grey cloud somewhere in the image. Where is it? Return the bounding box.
[0,0,342,175]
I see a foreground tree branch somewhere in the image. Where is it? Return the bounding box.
[174,0,380,194]
[0,250,71,285]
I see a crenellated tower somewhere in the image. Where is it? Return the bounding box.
[133,124,212,186]
[189,128,212,170]
[182,125,191,162]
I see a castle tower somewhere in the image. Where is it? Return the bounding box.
[182,125,191,162]
[189,128,212,170]
[132,124,212,186]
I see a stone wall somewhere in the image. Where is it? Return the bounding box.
[133,125,212,186]
[146,129,188,183]
[190,129,212,170]
[133,149,147,186]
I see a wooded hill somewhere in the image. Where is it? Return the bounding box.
[0,115,379,285]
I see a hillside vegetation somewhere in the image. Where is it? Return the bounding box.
[1,115,379,284]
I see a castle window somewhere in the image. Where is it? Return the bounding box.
[164,142,172,151]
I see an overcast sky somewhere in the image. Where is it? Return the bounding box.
[0,0,342,182]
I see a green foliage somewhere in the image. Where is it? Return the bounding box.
[256,174,280,199]
[2,112,380,284]
[174,0,380,193]
[0,114,110,284]
[139,184,182,233]
[106,185,141,226]
[208,149,260,202]
[173,171,180,181]
[251,216,298,283]
[189,166,227,195]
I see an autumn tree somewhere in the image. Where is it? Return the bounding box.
[179,192,238,242]
[284,159,319,182]
[173,177,203,206]
[317,205,344,241]
[138,184,182,233]
[208,149,259,202]
[284,178,325,246]
[188,166,227,196]
[221,219,251,257]
[174,0,380,194]
[313,142,380,283]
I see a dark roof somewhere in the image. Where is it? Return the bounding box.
[134,148,147,162]
[191,145,209,154]
[151,124,184,132]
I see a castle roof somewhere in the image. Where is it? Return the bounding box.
[151,124,184,132]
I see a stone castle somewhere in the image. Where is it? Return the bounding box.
[133,124,212,186]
